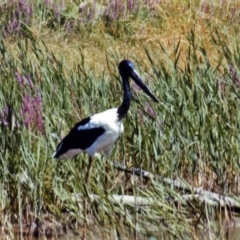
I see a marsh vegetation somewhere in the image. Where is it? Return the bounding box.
[0,0,240,239]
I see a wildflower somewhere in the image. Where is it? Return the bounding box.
[145,102,156,118]
[15,72,45,134]
[4,0,34,37]
[229,65,240,87]
[21,90,45,134]
[0,106,11,126]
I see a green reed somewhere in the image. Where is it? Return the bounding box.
[0,1,240,239]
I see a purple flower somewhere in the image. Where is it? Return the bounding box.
[15,72,34,88]
[65,20,73,34]
[127,0,134,11]
[61,0,65,9]
[15,71,25,86]
[229,65,240,87]
[45,0,50,7]
[4,0,34,37]
[0,105,20,128]
[132,81,141,92]
[53,3,60,21]
[217,79,226,94]
[0,106,11,126]
[80,3,86,15]
[21,90,44,134]
[25,4,33,23]
[137,109,144,123]
[52,0,66,21]
[25,73,34,89]
[15,72,45,133]
[104,0,126,21]
[145,102,156,118]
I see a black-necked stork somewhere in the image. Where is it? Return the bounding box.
[53,60,158,181]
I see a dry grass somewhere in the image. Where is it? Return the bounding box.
[1,0,240,239]
[4,0,240,74]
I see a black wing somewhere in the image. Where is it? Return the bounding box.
[54,117,105,158]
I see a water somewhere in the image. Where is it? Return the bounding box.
[2,218,240,240]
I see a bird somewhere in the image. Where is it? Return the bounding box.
[52,60,158,182]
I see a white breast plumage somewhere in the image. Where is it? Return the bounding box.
[84,108,124,157]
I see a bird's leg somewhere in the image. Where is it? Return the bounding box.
[104,157,111,188]
[82,199,88,240]
[85,156,93,184]
[82,156,93,240]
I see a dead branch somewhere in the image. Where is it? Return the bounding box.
[112,162,240,212]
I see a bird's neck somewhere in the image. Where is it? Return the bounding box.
[117,77,131,120]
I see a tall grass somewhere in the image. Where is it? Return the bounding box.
[0,0,240,239]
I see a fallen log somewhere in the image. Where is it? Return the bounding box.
[111,162,240,212]
[71,163,240,214]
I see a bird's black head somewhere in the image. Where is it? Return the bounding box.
[118,59,159,103]
[119,60,135,78]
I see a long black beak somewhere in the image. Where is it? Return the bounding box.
[129,69,159,103]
